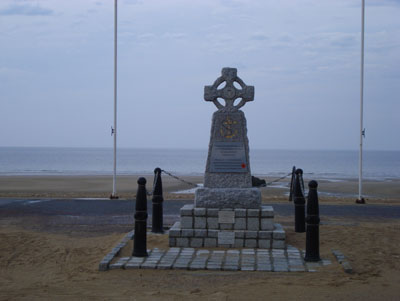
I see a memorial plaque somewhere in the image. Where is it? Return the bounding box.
[209,142,247,173]
[218,231,235,245]
[218,210,235,224]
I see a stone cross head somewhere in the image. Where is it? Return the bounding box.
[204,67,254,110]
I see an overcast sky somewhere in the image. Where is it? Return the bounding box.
[1,0,399,150]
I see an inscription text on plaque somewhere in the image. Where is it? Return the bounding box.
[209,142,247,173]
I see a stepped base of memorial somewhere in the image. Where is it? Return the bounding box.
[168,204,286,249]
[195,187,261,209]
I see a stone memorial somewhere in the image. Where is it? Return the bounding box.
[169,68,286,249]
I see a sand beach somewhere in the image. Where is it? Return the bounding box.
[0,174,399,300]
[0,174,399,204]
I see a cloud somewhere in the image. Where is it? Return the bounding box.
[218,0,245,8]
[367,0,400,6]
[124,0,143,5]
[0,67,32,81]
[138,33,156,40]
[250,33,269,41]
[0,4,53,16]
[163,32,187,40]
[303,32,357,51]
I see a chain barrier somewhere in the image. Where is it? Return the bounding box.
[145,168,294,196]
[263,172,293,187]
[161,169,200,188]
[160,169,292,189]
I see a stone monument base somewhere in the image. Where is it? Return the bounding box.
[168,204,286,249]
[195,187,261,209]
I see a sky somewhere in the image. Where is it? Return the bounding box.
[0,0,399,151]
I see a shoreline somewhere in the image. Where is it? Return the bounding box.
[1,173,399,180]
[0,175,399,204]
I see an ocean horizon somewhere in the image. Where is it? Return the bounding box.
[0,147,399,181]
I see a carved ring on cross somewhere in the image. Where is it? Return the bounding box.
[204,67,255,110]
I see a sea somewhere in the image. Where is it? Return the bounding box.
[0,147,399,181]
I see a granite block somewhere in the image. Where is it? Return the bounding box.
[245,239,257,248]
[247,209,260,217]
[181,229,194,237]
[180,204,194,216]
[207,217,219,229]
[258,239,271,249]
[261,206,274,217]
[234,238,244,248]
[208,230,218,238]
[261,218,274,230]
[207,208,219,217]
[195,187,261,209]
[220,223,233,230]
[181,216,193,229]
[258,231,272,239]
[273,230,286,240]
[234,217,246,230]
[218,231,235,245]
[194,216,207,229]
[169,228,180,237]
[235,208,247,217]
[245,231,258,239]
[247,217,260,230]
[272,240,286,249]
[194,229,207,238]
[235,231,245,238]
[169,237,176,247]
[190,238,204,248]
[98,261,110,271]
[194,207,206,216]
[204,238,217,247]
[176,238,189,248]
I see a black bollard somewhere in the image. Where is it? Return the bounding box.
[133,177,148,257]
[294,168,306,233]
[305,180,321,262]
[288,166,296,202]
[151,167,164,233]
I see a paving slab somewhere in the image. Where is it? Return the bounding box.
[100,242,333,272]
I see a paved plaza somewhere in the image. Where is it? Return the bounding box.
[110,247,330,272]
[99,231,332,272]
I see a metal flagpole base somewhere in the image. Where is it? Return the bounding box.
[355,198,365,204]
[110,194,119,199]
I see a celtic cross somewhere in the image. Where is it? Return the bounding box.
[204,68,254,110]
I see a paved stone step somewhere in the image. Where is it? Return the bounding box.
[169,221,286,248]
[103,246,331,272]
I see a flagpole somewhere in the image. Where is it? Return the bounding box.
[111,0,118,199]
[357,0,365,204]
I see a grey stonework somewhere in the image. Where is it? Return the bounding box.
[259,239,271,249]
[204,238,217,247]
[168,206,285,249]
[194,207,206,216]
[203,70,254,188]
[261,218,274,230]
[194,216,207,229]
[247,217,260,231]
[207,208,219,217]
[99,244,329,272]
[234,217,246,230]
[181,216,193,229]
[207,217,219,229]
[165,68,287,250]
[180,204,193,216]
[195,187,261,209]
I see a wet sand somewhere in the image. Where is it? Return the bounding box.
[0,175,399,204]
